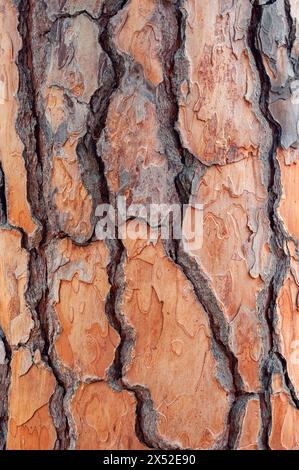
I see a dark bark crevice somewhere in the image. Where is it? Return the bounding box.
[248,0,298,449]
[95,0,236,450]
[226,394,258,450]
[0,329,11,450]
[14,0,70,449]
[248,0,281,450]
[163,0,247,449]
[105,241,179,450]
[79,0,169,451]
[0,163,7,226]
[172,245,243,392]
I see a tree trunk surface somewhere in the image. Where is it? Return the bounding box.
[0,0,299,450]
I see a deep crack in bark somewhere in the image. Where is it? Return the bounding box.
[79,0,172,451]
[248,0,297,448]
[0,328,11,449]
[0,163,7,225]
[164,0,246,450]
[14,0,70,449]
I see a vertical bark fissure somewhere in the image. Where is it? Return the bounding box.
[163,0,247,449]
[248,0,279,450]
[76,2,126,229]
[226,394,255,450]
[15,1,45,229]
[279,0,299,409]
[0,329,11,450]
[78,0,171,450]
[0,163,7,225]
[284,0,297,61]
[106,241,176,450]
[248,0,298,448]
[15,0,70,449]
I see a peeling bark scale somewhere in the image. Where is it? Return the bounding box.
[0,0,299,451]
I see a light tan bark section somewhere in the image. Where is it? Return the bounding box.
[0,228,34,346]
[238,398,261,450]
[7,348,57,450]
[70,382,146,450]
[48,238,119,380]
[177,0,262,165]
[122,232,230,449]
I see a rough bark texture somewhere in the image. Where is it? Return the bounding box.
[1,0,299,450]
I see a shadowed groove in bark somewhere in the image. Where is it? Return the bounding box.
[259,0,299,404]
[14,0,70,449]
[15,0,45,229]
[32,249,71,449]
[248,0,280,450]
[43,9,101,24]
[105,241,179,450]
[171,0,204,206]
[95,0,235,449]
[0,328,11,450]
[248,0,298,448]
[250,0,278,5]
[76,1,126,231]
[76,0,172,450]
[161,0,249,449]
[226,394,256,450]
[15,0,164,449]
[173,246,245,449]
[0,163,7,225]
[104,241,159,449]
[276,351,299,408]
[284,0,297,64]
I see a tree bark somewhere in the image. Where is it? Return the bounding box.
[0,0,299,450]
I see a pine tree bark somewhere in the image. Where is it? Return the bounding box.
[0,0,299,450]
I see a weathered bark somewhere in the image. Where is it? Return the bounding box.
[1,0,299,450]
